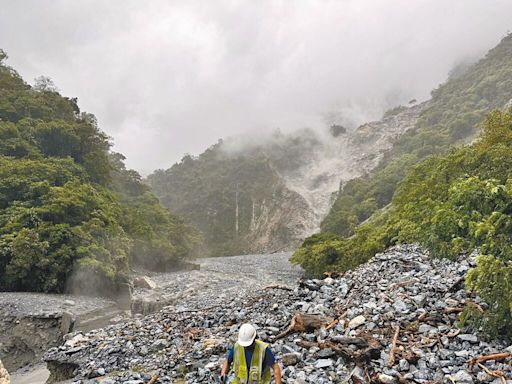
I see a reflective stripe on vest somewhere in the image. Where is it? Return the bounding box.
[232,340,272,384]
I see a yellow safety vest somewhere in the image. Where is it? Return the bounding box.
[232,340,272,384]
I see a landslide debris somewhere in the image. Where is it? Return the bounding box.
[44,245,512,383]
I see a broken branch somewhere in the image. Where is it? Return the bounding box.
[387,325,400,368]
[476,363,506,384]
[263,284,292,291]
[468,352,511,369]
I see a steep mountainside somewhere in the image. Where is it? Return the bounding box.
[292,34,512,338]
[150,35,512,258]
[147,102,426,256]
[322,33,512,236]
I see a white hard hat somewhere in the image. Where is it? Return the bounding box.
[238,323,257,347]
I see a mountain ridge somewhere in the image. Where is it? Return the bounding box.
[147,100,426,256]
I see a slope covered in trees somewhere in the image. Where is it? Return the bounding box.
[294,34,512,337]
[293,99,512,336]
[0,50,199,295]
[147,138,318,256]
[322,33,512,237]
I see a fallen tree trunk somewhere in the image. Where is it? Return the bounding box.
[297,340,353,359]
[263,284,292,291]
[331,336,369,347]
[297,337,381,364]
[275,313,333,340]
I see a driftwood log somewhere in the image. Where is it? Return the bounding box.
[275,313,333,340]
[297,337,381,363]
[297,340,353,359]
[263,284,293,291]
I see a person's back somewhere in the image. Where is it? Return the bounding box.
[220,323,281,384]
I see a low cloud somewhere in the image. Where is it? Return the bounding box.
[1,0,511,174]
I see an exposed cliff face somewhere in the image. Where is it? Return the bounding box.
[241,184,317,253]
[147,102,425,256]
[279,101,429,226]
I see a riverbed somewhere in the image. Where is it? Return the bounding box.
[6,252,302,383]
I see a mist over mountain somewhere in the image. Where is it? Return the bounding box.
[148,33,512,260]
[3,4,512,382]
[1,1,512,173]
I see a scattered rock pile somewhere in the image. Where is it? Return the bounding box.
[44,245,512,383]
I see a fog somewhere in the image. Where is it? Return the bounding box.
[0,0,511,174]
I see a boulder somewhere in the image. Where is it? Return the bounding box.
[282,353,301,366]
[60,311,75,334]
[133,276,157,290]
[348,315,366,329]
[378,373,397,384]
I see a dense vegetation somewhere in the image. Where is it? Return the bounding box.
[147,130,321,256]
[293,34,512,337]
[0,50,199,294]
[322,33,512,237]
[148,143,283,256]
[293,109,512,337]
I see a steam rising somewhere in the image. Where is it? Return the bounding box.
[0,0,511,174]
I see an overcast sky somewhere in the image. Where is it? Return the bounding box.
[1,1,511,174]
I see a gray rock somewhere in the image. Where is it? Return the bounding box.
[282,353,301,366]
[453,370,474,382]
[315,359,333,368]
[392,299,408,313]
[378,373,397,384]
[348,315,366,328]
[454,350,469,358]
[458,334,478,343]
[60,311,75,334]
[350,366,369,384]
[317,348,335,358]
[477,371,494,382]
[412,294,426,306]
[398,359,409,371]
[133,276,157,290]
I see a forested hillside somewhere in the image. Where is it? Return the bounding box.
[322,33,512,236]
[147,138,317,256]
[148,98,427,257]
[293,34,512,337]
[0,50,199,295]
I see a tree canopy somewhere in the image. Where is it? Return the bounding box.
[0,51,200,295]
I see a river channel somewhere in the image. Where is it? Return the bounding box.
[5,252,302,383]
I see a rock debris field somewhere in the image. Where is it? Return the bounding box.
[45,245,512,383]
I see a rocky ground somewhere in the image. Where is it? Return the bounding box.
[134,252,302,311]
[44,245,512,383]
[0,292,117,373]
[2,252,300,383]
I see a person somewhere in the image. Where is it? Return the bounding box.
[220,323,282,384]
